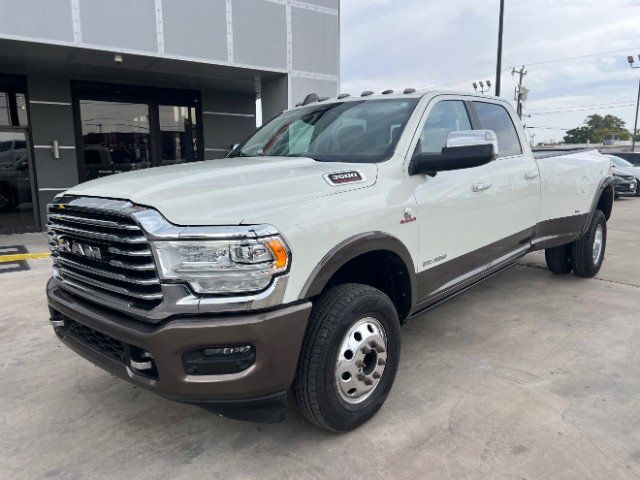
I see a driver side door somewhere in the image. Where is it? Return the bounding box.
[409,98,495,307]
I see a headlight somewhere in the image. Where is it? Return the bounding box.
[152,237,290,294]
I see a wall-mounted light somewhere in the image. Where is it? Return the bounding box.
[51,140,60,159]
[114,54,123,63]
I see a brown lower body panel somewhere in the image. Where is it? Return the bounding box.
[47,278,311,412]
[413,213,589,313]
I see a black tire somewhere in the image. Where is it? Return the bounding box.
[544,244,573,274]
[292,283,401,432]
[635,182,640,197]
[572,210,607,278]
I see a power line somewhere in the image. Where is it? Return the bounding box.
[526,125,571,130]
[528,103,637,115]
[510,46,640,68]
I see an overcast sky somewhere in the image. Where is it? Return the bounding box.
[340,0,640,143]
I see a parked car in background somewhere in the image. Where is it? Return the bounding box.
[613,172,637,198]
[610,152,640,166]
[606,155,640,196]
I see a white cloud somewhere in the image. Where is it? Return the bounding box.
[340,0,640,141]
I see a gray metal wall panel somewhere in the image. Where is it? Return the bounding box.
[202,90,256,115]
[290,76,338,106]
[162,0,227,61]
[0,0,73,41]
[232,0,286,69]
[203,115,255,150]
[28,105,76,146]
[261,75,288,122]
[27,76,72,103]
[33,149,79,189]
[26,74,79,226]
[202,88,255,156]
[80,0,158,52]
[300,0,339,9]
[291,7,338,75]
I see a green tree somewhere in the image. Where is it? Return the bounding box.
[563,126,591,144]
[563,114,631,144]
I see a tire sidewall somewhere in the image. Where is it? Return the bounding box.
[574,210,607,276]
[588,211,607,270]
[317,288,401,430]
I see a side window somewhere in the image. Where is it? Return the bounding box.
[416,100,472,154]
[473,102,522,157]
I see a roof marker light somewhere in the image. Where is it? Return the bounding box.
[361,91,374,96]
[382,89,394,94]
[302,93,319,105]
[403,88,416,94]
[337,93,351,99]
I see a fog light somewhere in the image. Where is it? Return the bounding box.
[183,345,255,375]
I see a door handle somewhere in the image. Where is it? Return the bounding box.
[472,182,492,192]
[525,170,539,180]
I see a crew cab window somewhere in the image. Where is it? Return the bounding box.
[473,102,522,157]
[416,101,472,154]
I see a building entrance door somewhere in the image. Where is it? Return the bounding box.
[0,128,38,233]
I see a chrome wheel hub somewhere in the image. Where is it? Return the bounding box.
[335,317,388,404]
[593,224,603,264]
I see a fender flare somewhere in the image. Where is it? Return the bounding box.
[580,175,614,237]
[298,231,417,306]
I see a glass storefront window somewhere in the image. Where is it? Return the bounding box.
[16,94,28,127]
[159,105,198,166]
[0,130,35,230]
[0,93,10,126]
[80,100,151,181]
[0,92,27,127]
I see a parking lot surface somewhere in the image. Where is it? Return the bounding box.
[1,198,639,480]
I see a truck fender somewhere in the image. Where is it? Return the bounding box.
[298,232,417,305]
[580,175,614,237]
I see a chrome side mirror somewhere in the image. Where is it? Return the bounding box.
[446,130,499,158]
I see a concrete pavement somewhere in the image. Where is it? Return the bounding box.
[1,199,639,480]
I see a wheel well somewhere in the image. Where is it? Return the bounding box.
[597,185,613,220]
[323,250,412,323]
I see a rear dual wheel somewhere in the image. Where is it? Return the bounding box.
[544,210,606,278]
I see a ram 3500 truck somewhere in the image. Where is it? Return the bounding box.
[47,91,613,431]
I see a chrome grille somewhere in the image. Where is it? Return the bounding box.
[47,202,163,311]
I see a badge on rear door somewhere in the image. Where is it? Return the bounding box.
[323,171,365,186]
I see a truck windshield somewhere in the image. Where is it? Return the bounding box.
[229,99,419,163]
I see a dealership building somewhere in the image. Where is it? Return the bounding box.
[0,0,340,232]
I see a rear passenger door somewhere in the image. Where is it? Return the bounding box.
[472,101,540,258]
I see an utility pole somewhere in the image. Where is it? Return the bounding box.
[512,65,527,119]
[633,79,640,152]
[495,0,505,96]
[628,55,640,152]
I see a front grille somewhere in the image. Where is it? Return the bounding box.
[66,318,126,364]
[48,202,163,311]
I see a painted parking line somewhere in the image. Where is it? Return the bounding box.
[0,245,50,273]
[0,252,51,263]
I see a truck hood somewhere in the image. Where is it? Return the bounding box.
[65,156,377,225]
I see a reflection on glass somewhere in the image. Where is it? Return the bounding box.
[0,93,11,126]
[0,92,29,127]
[0,131,35,230]
[80,100,151,180]
[16,94,28,126]
[159,105,198,166]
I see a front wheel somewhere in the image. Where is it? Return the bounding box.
[572,210,607,278]
[292,283,401,432]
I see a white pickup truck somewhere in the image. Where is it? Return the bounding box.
[47,90,613,431]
